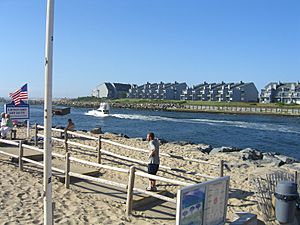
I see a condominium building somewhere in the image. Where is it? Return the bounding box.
[128,82,187,100]
[180,82,258,102]
[260,82,300,104]
[92,83,131,99]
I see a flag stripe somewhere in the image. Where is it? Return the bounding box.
[9,84,28,105]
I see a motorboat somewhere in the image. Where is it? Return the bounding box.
[85,102,110,117]
[96,102,110,115]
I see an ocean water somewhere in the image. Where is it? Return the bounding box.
[3,104,300,160]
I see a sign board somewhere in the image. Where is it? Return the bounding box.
[4,101,30,120]
[176,176,230,225]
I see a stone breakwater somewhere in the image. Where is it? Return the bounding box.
[37,100,300,116]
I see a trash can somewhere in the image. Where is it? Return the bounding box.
[274,181,299,224]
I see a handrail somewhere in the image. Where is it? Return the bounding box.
[36,125,221,173]
[37,125,219,169]
[22,143,64,158]
[101,148,172,170]
[0,149,19,158]
[69,172,127,189]
[135,171,193,186]
[0,139,19,146]
[101,138,170,157]
[69,156,129,173]
[133,187,176,204]
[37,134,97,151]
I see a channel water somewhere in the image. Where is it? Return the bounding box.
[21,105,300,160]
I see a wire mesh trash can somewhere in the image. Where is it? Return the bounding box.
[274,181,299,224]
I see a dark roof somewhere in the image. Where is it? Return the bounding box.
[112,83,131,92]
[104,82,115,91]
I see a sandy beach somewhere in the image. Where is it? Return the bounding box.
[0,127,299,224]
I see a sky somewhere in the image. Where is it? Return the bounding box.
[0,0,299,98]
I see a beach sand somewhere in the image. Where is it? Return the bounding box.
[0,127,297,224]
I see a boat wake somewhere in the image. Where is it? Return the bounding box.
[109,113,300,134]
[85,110,109,117]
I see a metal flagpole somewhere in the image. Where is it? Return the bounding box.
[43,0,55,224]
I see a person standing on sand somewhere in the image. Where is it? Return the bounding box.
[64,118,75,138]
[64,118,75,132]
[0,113,13,138]
[146,132,160,191]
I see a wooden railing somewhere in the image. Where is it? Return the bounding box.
[36,124,223,178]
[0,138,193,216]
[0,125,227,216]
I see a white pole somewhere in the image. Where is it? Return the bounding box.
[26,120,30,139]
[43,0,55,224]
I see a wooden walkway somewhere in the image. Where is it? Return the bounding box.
[0,145,176,221]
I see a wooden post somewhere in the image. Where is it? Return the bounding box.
[19,140,24,171]
[64,130,68,153]
[126,166,136,216]
[52,202,55,225]
[65,152,70,188]
[97,136,102,164]
[219,160,224,177]
[34,123,38,146]
[294,171,298,185]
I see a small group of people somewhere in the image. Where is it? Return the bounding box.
[0,112,13,139]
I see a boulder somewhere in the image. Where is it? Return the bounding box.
[240,148,263,160]
[55,125,64,130]
[198,145,213,154]
[261,154,285,167]
[274,155,298,164]
[209,146,240,155]
[226,162,250,169]
[158,138,168,144]
[117,133,129,138]
[90,127,102,134]
[79,129,88,133]
[171,141,194,146]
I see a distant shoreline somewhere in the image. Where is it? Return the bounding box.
[25,99,300,117]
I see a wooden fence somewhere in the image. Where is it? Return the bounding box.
[0,138,192,216]
[35,124,224,179]
[0,125,225,216]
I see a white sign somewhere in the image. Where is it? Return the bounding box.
[176,176,230,225]
[4,102,30,119]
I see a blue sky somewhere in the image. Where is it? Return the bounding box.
[0,0,299,98]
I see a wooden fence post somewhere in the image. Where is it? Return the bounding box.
[294,171,298,185]
[64,130,68,153]
[19,140,24,171]
[219,160,224,177]
[97,136,102,164]
[126,166,136,216]
[65,152,71,188]
[34,123,38,146]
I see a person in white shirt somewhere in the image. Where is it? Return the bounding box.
[146,132,160,191]
[0,113,12,138]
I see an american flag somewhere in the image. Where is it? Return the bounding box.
[9,84,28,106]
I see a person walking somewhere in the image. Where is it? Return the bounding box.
[146,132,160,191]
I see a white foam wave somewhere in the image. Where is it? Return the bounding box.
[109,113,300,134]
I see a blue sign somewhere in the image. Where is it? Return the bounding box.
[4,101,30,119]
[176,176,230,225]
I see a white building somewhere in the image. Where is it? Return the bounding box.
[260,82,300,104]
[128,82,187,100]
[92,83,131,99]
[180,81,258,102]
